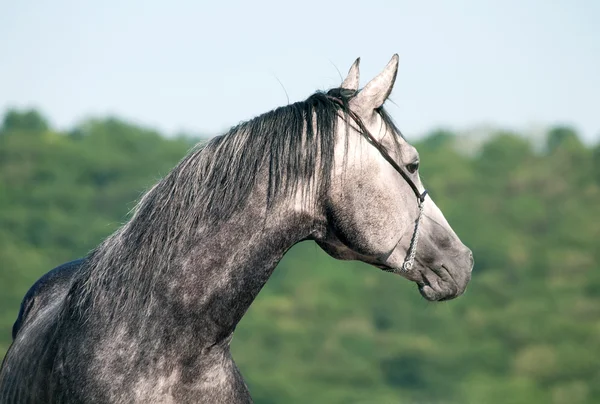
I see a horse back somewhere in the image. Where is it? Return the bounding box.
[11,258,85,339]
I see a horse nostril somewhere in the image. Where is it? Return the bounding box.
[468,251,474,270]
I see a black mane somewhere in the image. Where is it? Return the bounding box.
[72,87,402,321]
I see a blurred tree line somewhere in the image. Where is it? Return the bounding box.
[0,109,598,404]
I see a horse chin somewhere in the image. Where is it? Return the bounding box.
[417,283,456,302]
[374,262,467,302]
[416,265,466,302]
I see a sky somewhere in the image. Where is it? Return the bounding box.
[1,1,599,142]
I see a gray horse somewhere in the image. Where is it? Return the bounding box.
[0,55,473,403]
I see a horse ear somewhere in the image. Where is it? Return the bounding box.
[352,54,399,111]
[341,57,360,91]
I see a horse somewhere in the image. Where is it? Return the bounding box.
[0,55,473,403]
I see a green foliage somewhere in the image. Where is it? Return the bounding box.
[0,109,598,403]
[2,109,49,133]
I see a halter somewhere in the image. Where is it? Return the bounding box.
[327,94,428,272]
[362,130,428,272]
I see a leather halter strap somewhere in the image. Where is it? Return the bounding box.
[342,105,428,203]
[335,99,428,272]
[360,130,428,203]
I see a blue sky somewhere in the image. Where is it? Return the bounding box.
[1,1,599,142]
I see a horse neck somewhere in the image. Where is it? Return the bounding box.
[137,195,316,350]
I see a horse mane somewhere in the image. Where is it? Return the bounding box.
[70,87,403,321]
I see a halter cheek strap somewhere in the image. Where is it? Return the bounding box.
[327,96,428,272]
[359,128,427,203]
[356,115,429,272]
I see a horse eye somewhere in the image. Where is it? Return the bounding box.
[406,162,419,174]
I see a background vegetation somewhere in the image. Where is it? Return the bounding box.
[0,109,598,403]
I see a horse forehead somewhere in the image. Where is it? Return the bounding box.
[364,115,418,161]
[397,137,418,161]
